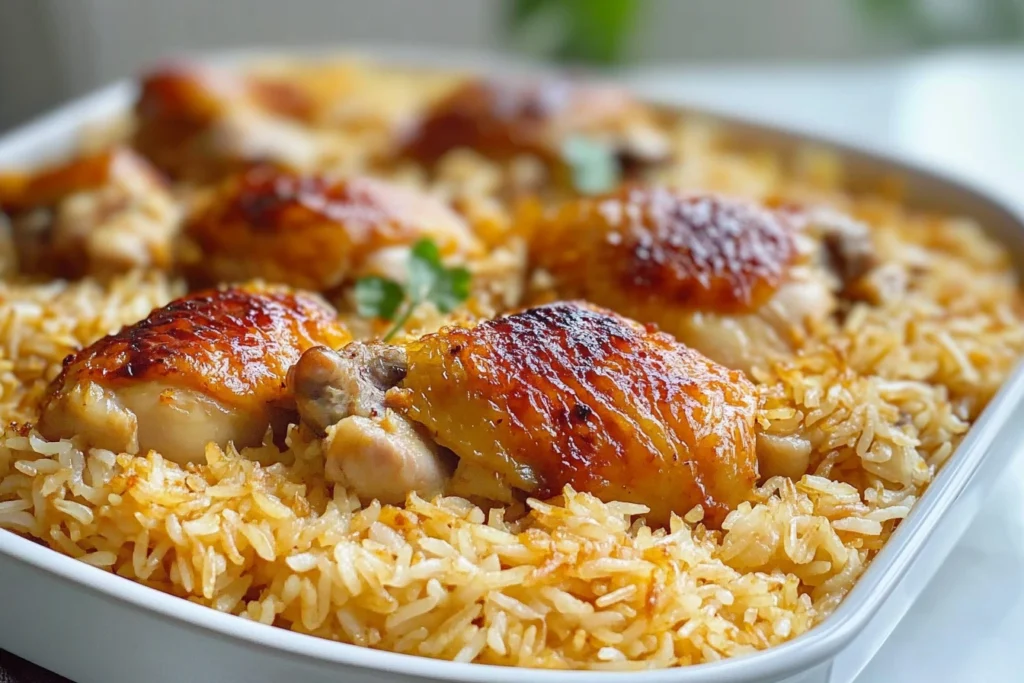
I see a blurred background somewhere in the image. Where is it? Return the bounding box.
[0,0,1022,200]
[2,0,1024,128]
[2,0,1022,228]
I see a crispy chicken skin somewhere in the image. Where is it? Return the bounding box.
[388,301,759,527]
[1,149,156,213]
[182,166,480,290]
[402,77,668,169]
[132,65,241,178]
[0,148,177,278]
[136,61,363,128]
[132,65,333,180]
[38,285,350,464]
[530,189,837,373]
[244,62,369,126]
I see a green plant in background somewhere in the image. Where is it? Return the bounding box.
[502,0,1024,66]
[857,0,1024,45]
[502,0,644,65]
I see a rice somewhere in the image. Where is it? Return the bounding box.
[0,61,1022,671]
[0,420,947,667]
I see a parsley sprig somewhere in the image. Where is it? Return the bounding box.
[354,239,471,341]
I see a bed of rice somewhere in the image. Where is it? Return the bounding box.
[1,63,1023,671]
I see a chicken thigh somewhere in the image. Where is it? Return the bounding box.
[0,148,178,279]
[293,301,759,527]
[401,77,669,171]
[182,166,480,290]
[132,65,333,181]
[289,344,453,506]
[529,189,848,374]
[38,285,350,464]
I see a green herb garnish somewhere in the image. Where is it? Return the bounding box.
[354,238,471,341]
[562,135,621,195]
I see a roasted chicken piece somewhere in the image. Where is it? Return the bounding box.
[132,65,336,180]
[790,205,880,300]
[244,60,388,127]
[293,301,759,527]
[182,166,480,290]
[529,189,847,374]
[402,77,669,171]
[0,148,178,278]
[289,344,453,505]
[38,285,350,465]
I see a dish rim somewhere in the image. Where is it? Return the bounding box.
[2,44,1023,682]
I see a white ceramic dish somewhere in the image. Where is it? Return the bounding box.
[1,47,1023,683]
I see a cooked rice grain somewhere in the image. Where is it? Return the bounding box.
[0,86,1022,670]
[0,423,927,669]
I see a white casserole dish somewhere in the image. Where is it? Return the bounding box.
[1,47,1023,683]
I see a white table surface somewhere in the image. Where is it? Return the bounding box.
[628,48,1024,683]
[629,48,1024,208]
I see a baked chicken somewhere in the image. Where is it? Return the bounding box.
[529,189,873,374]
[182,166,480,290]
[38,285,350,464]
[132,65,338,181]
[292,301,758,527]
[402,77,669,171]
[0,147,178,279]
[289,344,454,506]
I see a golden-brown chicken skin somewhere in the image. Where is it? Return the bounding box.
[38,285,351,464]
[136,61,364,128]
[133,63,348,137]
[1,148,154,213]
[402,77,669,169]
[529,189,838,373]
[0,147,178,278]
[132,65,241,179]
[244,61,370,126]
[388,301,759,527]
[132,65,338,181]
[182,166,480,290]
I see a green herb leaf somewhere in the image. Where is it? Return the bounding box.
[562,135,621,195]
[354,276,405,321]
[407,238,445,300]
[431,266,472,313]
[355,238,473,342]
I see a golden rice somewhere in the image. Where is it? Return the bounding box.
[1,61,1022,671]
